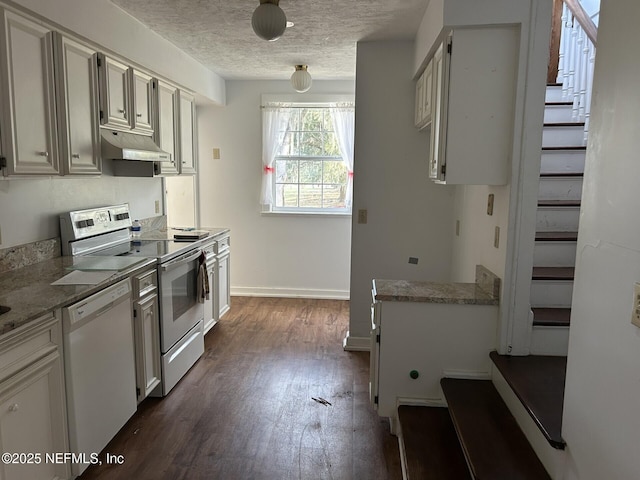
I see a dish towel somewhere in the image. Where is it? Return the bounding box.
[197,252,210,303]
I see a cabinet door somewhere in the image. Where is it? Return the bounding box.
[98,54,130,130]
[179,91,197,175]
[131,69,154,134]
[0,10,59,175]
[134,293,161,402]
[0,352,69,480]
[428,41,450,182]
[414,70,424,127]
[155,80,180,175]
[369,301,381,409]
[54,34,100,175]
[422,59,433,126]
[217,251,230,318]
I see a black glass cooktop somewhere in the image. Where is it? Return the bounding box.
[93,239,198,262]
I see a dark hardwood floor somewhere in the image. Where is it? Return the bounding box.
[79,297,402,480]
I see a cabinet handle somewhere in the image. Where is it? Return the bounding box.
[72,153,80,159]
[38,151,49,157]
[118,109,126,116]
[8,403,19,412]
[136,113,142,117]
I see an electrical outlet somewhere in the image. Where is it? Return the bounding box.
[357,209,368,224]
[494,226,500,248]
[212,148,220,160]
[155,200,160,214]
[632,283,640,328]
[487,194,494,215]
[408,257,419,265]
[456,220,460,236]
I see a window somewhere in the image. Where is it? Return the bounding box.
[260,100,354,214]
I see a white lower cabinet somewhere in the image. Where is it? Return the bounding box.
[133,269,161,403]
[370,297,498,430]
[202,241,217,335]
[0,312,70,480]
[216,247,230,319]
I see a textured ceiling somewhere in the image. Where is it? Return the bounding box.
[110,0,429,80]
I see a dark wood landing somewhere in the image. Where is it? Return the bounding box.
[541,146,586,151]
[490,352,567,449]
[398,406,471,480]
[532,307,571,327]
[532,266,574,281]
[538,199,581,207]
[535,231,578,242]
[441,378,551,480]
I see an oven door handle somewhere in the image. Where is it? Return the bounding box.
[161,250,202,272]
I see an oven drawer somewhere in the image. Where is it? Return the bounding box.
[161,320,204,395]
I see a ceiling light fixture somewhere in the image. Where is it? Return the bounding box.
[251,0,287,42]
[291,65,312,93]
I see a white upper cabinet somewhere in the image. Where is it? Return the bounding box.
[428,26,519,185]
[131,69,154,134]
[97,54,130,131]
[154,80,180,175]
[179,91,196,175]
[414,57,433,129]
[97,54,155,136]
[54,33,101,175]
[0,10,59,175]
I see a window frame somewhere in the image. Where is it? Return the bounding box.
[261,94,354,216]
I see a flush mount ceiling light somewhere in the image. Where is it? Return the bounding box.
[291,65,312,93]
[252,0,287,41]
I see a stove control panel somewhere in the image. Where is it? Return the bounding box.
[60,204,134,255]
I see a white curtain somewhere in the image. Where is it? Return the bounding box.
[260,104,292,206]
[330,103,355,208]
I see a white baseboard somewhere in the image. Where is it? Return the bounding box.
[342,332,370,351]
[231,286,349,300]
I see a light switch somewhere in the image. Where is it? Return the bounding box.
[456,220,460,236]
[212,148,221,160]
[155,200,161,214]
[487,194,494,215]
[494,226,500,248]
[358,209,368,224]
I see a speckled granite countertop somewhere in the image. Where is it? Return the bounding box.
[372,266,501,305]
[138,227,229,241]
[0,256,156,336]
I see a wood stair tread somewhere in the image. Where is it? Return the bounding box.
[545,101,573,106]
[441,378,551,480]
[543,121,586,127]
[532,307,571,327]
[547,82,563,87]
[539,172,583,177]
[535,231,578,241]
[490,352,567,449]
[538,199,581,207]
[398,406,471,479]
[532,266,575,281]
[541,146,586,151]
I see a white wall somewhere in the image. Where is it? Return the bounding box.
[0,164,162,247]
[197,80,355,299]
[347,40,455,347]
[562,1,640,478]
[450,185,510,283]
[8,0,225,104]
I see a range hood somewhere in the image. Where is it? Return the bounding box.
[101,130,170,162]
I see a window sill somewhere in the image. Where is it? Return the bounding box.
[261,210,352,218]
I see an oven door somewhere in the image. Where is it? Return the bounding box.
[158,248,204,353]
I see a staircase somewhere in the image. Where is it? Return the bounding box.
[396,351,567,479]
[529,83,585,356]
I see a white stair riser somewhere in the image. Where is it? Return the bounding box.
[531,280,574,307]
[536,207,580,232]
[538,177,583,201]
[530,326,570,356]
[545,86,564,103]
[544,104,574,123]
[540,150,586,174]
[542,126,586,147]
[534,241,577,267]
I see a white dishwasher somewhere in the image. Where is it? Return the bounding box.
[63,278,137,477]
